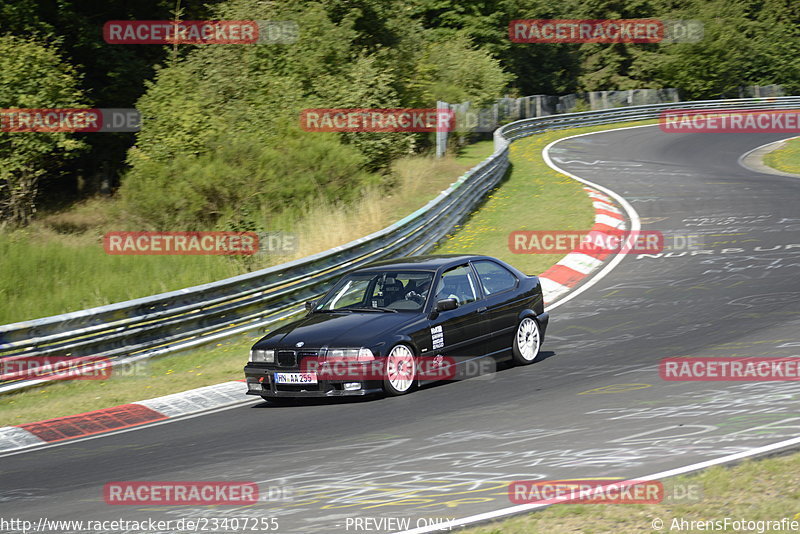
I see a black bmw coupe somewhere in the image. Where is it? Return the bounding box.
[244,254,549,400]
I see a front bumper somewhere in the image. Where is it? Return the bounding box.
[244,365,383,397]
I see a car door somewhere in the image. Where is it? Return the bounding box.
[427,264,490,360]
[470,259,521,354]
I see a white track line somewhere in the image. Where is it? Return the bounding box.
[396,122,800,533]
[542,124,651,311]
[397,435,800,534]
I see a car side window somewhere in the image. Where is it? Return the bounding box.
[434,265,478,305]
[473,260,517,295]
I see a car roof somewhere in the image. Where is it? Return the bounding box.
[355,254,494,272]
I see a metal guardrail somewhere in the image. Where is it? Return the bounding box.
[2,95,798,394]
[493,96,800,150]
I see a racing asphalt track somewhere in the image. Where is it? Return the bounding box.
[2,125,800,534]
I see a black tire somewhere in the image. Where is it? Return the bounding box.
[382,344,417,396]
[511,317,541,365]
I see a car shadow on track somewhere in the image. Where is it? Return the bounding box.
[416,349,558,391]
[251,350,558,407]
[251,395,379,408]
[532,349,557,364]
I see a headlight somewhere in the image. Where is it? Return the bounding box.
[249,349,274,363]
[324,348,374,361]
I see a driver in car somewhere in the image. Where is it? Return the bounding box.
[404,278,431,304]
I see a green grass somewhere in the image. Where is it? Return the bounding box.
[456,139,497,166]
[764,136,800,175]
[435,122,655,275]
[462,451,800,533]
[0,228,246,324]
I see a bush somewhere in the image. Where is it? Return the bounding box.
[119,131,378,230]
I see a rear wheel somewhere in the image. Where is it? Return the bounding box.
[382,344,417,396]
[512,317,541,365]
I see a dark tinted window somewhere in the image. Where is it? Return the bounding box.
[434,265,478,305]
[473,261,516,295]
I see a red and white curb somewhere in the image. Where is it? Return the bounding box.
[0,381,248,453]
[539,186,627,305]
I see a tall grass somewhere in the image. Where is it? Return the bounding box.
[0,227,244,323]
[288,156,473,257]
[0,145,493,324]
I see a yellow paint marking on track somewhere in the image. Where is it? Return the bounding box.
[578,384,652,395]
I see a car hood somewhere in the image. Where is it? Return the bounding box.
[254,311,416,350]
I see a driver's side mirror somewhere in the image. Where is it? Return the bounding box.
[305,299,317,312]
[435,298,458,312]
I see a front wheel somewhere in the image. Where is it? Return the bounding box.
[382,344,417,396]
[512,317,541,365]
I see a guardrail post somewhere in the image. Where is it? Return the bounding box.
[436,101,448,158]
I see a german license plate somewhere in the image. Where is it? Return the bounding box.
[274,372,317,384]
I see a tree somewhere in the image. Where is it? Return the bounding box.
[0,35,88,226]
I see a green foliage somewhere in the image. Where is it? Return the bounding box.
[0,34,88,227]
[569,0,800,96]
[120,0,512,229]
[411,33,512,106]
[407,0,800,97]
[120,131,377,231]
[640,0,800,98]
[0,1,223,201]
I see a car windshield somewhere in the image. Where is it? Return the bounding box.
[315,270,435,313]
